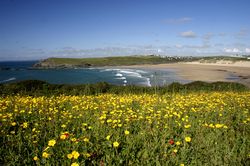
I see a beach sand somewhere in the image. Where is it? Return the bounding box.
[123,61,250,87]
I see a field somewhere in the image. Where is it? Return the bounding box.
[1,92,250,165]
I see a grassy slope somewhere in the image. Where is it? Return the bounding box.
[37,56,193,67]
[35,55,250,68]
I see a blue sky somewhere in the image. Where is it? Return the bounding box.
[0,0,250,60]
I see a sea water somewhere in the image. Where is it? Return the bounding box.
[0,61,187,86]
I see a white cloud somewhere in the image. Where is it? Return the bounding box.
[224,48,241,53]
[163,17,193,24]
[180,31,197,38]
[50,46,172,57]
[235,28,249,38]
[175,44,183,48]
[245,48,250,53]
[185,44,210,49]
[203,33,214,40]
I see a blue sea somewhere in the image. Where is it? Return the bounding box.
[0,61,187,86]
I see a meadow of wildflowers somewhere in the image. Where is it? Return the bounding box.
[1,92,250,165]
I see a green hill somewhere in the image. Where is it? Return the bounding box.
[33,55,193,68]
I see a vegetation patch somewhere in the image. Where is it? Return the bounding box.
[1,91,250,165]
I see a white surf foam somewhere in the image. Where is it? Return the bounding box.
[100,68,151,87]
[146,77,152,87]
[119,70,142,78]
[115,73,123,77]
[115,76,126,80]
[101,68,120,72]
[135,70,148,74]
[0,77,16,83]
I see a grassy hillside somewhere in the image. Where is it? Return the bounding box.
[33,55,250,69]
[33,55,196,68]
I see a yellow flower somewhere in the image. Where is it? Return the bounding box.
[180,164,185,166]
[11,122,16,126]
[22,122,28,128]
[60,134,67,140]
[185,137,191,142]
[33,156,39,161]
[48,139,56,147]
[106,135,111,140]
[124,130,130,135]
[113,141,119,148]
[176,141,181,145]
[83,138,89,142]
[215,124,223,128]
[72,151,80,159]
[184,124,191,129]
[173,149,178,153]
[71,162,79,166]
[42,152,50,158]
[67,153,73,159]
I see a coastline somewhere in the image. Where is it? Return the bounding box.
[2,60,250,88]
[120,61,250,88]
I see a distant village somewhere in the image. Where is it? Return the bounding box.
[149,54,250,60]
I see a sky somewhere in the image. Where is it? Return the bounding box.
[0,0,250,61]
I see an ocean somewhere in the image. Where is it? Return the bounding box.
[0,61,187,86]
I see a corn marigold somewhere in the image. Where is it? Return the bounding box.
[185,137,191,142]
[113,141,119,148]
[42,152,49,158]
[48,139,56,147]
[71,162,79,166]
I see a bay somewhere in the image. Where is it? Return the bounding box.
[0,61,187,86]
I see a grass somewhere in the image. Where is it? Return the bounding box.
[0,80,248,96]
[33,55,197,68]
[0,81,250,165]
[33,55,250,69]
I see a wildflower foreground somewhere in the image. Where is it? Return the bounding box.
[1,92,250,165]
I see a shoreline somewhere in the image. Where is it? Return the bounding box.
[119,61,250,88]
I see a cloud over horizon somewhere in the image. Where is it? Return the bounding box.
[180,31,197,38]
[224,48,241,53]
[235,28,249,38]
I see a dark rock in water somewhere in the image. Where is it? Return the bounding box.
[84,63,92,67]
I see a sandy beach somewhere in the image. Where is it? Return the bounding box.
[124,61,250,88]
